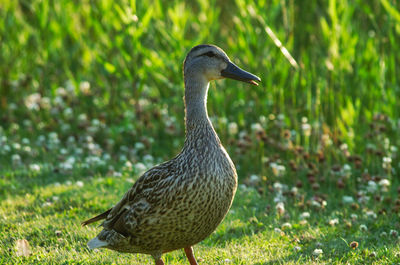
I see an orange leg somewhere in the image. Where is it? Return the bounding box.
[155,258,164,265]
[184,246,198,265]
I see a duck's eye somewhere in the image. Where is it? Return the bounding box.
[203,51,216,57]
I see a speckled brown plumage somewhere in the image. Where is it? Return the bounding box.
[82,44,260,264]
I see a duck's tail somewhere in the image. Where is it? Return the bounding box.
[81,208,112,226]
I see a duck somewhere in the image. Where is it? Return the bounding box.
[82,44,261,265]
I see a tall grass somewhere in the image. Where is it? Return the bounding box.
[1,0,399,149]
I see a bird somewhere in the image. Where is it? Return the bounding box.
[81,44,261,265]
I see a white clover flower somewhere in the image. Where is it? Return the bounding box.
[273,182,283,191]
[134,142,145,150]
[1,145,10,154]
[40,97,51,109]
[343,164,351,172]
[59,148,68,155]
[301,123,311,136]
[78,113,87,122]
[281,222,292,230]
[384,138,390,150]
[322,134,332,146]
[311,200,322,208]
[29,164,41,172]
[65,80,75,93]
[248,175,260,186]
[119,154,127,162]
[358,195,370,204]
[63,108,73,118]
[228,122,238,135]
[342,196,354,204]
[390,230,398,237]
[76,181,84,187]
[53,96,64,108]
[138,98,150,108]
[379,179,390,187]
[92,119,100,127]
[383,157,392,169]
[85,156,105,166]
[42,201,52,207]
[274,227,283,234]
[23,146,31,154]
[123,161,133,170]
[313,248,323,256]
[143,154,154,165]
[273,193,285,203]
[87,142,96,151]
[12,154,21,166]
[135,162,147,175]
[239,184,248,191]
[56,87,67,97]
[276,202,285,214]
[293,246,301,252]
[103,153,111,160]
[75,148,83,155]
[259,115,267,126]
[113,171,122,177]
[79,81,91,94]
[366,180,377,193]
[350,214,358,221]
[37,135,46,144]
[67,136,75,145]
[49,132,58,140]
[270,163,286,177]
[365,211,377,219]
[340,143,348,151]
[22,138,30,145]
[300,212,310,219]
[251,122,263,133]
[328,218,339,226]
[218,117,228,125]
[359,224,368,231]
[24,93,41,110]
[12,143,21,150]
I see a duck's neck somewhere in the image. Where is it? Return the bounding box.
[183,74,220,146]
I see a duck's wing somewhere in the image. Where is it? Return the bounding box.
[82,160,177,234]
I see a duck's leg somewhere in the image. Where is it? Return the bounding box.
[184,246,198,265]
[155,259,164,265]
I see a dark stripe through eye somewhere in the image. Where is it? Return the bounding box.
[193,51,218,59]
[203,51,216,57]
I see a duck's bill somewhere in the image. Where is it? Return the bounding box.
[221,62,261,86]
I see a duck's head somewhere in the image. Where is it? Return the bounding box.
[183,44,261,85]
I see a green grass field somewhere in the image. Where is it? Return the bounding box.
[1,0,400,264]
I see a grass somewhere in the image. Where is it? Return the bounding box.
[1,0,400,264]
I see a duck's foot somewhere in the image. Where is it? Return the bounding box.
[155,258,164,265]
[184,246,198,265]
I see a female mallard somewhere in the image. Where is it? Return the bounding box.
[82,44,261,265]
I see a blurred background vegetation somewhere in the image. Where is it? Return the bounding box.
[1,1,400,263]
[1,0,399,173]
